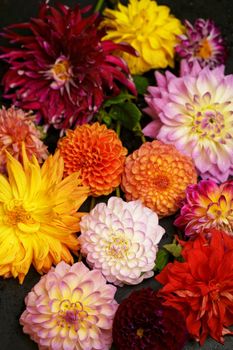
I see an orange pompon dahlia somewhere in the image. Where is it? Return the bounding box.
[58,122,127,196]
[0,106,48,173]
[121,140,197,217]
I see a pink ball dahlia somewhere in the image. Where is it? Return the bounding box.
[176,19,227,69]
[20,261,118,350]
[175,179,233,238]
[0,106,48,173]
[0,3,136,130]
[79,197,165,286]
[143,60,233,182]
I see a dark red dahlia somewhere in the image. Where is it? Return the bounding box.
[112,288,188,350]
[0,3,136,130]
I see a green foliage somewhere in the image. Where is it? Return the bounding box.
[133,75,149,95]
[154,248,169,272]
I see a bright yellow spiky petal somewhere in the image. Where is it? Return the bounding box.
[101,0,184,74]
[0,144,89,283]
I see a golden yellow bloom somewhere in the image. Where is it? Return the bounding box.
[0,146,88,283]
[101,0,184,74]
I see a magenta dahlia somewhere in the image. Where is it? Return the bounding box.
[176,19,227,69]
[0,3,136,130]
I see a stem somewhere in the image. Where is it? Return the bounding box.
[78,253,82,262]
[116,120,121,137]
[115,186,121,198]
[141,133,146,144]
[90,197,96,211]
[94,0,105,12]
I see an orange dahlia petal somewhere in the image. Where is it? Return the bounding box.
[58,122,127,196]
[121,140,197,217]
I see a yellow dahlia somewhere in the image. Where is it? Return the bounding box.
[121,141,197,217]
[101,0,184,74]
[58,122,127,196]
[0,146,88,283]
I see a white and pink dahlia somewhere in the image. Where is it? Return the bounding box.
[143,60,233,182]
[20,261,118,350]
[79,197,165,286]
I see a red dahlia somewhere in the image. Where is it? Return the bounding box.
[156,229,233,345]
[112,288,188,350]
[0,3,136,130]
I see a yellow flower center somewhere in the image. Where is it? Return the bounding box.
[57,300,88,330]
[106,235,129,259]
[197,38,212,59]
[136,327,144,338]
[51,57,71,85]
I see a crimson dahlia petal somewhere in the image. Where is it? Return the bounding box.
[0,3,136,130]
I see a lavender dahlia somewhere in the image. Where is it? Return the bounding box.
[79,197,165,286]
[112,288,188,350]
[0,3,136,130]
[20,261,118,350]
[176,19,227,69]
[143,60,233,182]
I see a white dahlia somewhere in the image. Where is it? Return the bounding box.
[79,197,165,286]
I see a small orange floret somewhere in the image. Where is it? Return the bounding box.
[58,122,127,196]
[121,140,197,217]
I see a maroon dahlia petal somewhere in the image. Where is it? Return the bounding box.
[112,288,189,350]
[0,2,137,130]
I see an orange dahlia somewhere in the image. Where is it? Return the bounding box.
[58,122,127,196]
[121,140,197,217]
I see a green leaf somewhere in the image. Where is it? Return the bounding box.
[133,75,149,95]
[154,249,169,272]
[103,91,135,108]
[163,242,182,258]
[109,102,142,130]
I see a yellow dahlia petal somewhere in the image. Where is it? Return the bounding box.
[101,0,184,74]
[0,145,88,283]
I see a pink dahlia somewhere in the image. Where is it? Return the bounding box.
[175,180,233,238]
[176,19,227,69]
[0,106,48,173]
[0,3,136,130]
[20,261,118,350]
[143,60,233,182]
[79,197,165,286]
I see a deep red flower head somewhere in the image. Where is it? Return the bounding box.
[112,288,188,350]
[156,229,233,345]
[0,2,136,130]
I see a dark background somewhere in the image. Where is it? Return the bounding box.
[0,0,233,349]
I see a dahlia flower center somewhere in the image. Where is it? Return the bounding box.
[192,106,226,139]
[4,200,36,227]
[50,56,72,87]
[197,38,212,59]
[136,327,144,338]
[58,300,88,330]
[153,174,170,190]
[106,235,129,259]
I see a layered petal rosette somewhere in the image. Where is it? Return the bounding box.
[20,261,118,350]
[175,180,233,237]
[101,0,184,74]
[156,230,233,345]
[79,197,165,286]
[0,106,48,173]
[0,146,88,283]
[0,3,136,130]
[58,122,127,196]
[121,140,197,217]
[112,288,188,350]
[176,19,227,68]
[143,61,233,182]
